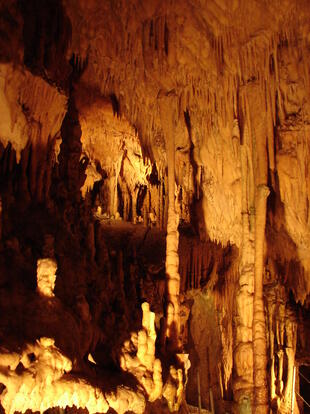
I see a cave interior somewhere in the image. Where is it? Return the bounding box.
[0,1,310,414]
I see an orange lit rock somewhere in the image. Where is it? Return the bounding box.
[1,1,310,413]
[0,337,110,414]
[36,259,57,298]
[120,302,163,402]
[0,64,67,162]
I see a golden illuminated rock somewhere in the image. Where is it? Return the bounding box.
[36,259,57,298]
[120,302,163,402]
[1,1,310,413]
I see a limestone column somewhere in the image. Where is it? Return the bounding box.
[234,82,270,414]
[158,90,181,352]
[251,85,269,414]
[234,120,255,405]
[253,184,269,414]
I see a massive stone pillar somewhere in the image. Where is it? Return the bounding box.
[250,85,269,414]
[234,120,255,407]
[253,184,269,414]
[158,90,181,352]
[234,83,270,413]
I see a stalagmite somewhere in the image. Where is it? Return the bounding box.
[251,82,269,414]
[233,121,254,406]
[158,90,181,352]
[253,184,269,414]
[37,258,57,298]
[120,302,163,401]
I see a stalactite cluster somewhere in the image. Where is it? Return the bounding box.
[1,1,310,413]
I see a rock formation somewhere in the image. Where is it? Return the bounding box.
[0,0,310,413]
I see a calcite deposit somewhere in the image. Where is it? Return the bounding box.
[0,0,310,413]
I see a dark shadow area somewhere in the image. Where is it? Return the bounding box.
[298,366,310,414]
[18,0,72,88]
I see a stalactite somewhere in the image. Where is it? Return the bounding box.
[158,179,163,229]
[132,187,138,223]
[266,81,275,179]
[163,174,168,231]
[191,246,195,289]
[142,187,149,225]
[18,144,31,203]
[29,141,39,199]
[43,137,56,203]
